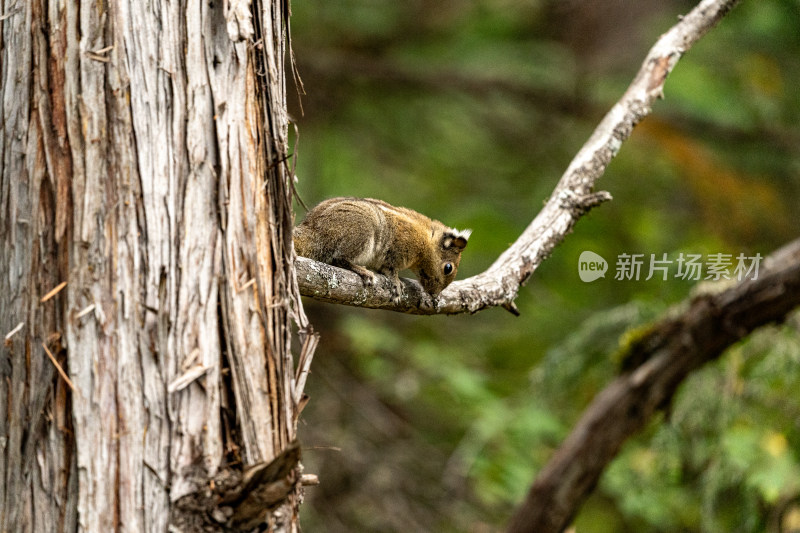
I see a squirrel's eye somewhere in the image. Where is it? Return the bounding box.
[443,263,453,276]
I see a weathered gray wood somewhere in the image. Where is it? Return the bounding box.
[1,2,76,532]
[1,0,308,531]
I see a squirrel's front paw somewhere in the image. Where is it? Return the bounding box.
[389,279,404,304]
[419,293,436,310]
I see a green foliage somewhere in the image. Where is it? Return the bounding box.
[601,324,800,533]
[291,0,800,531]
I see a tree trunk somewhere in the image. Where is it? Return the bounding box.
[1,1,308,531]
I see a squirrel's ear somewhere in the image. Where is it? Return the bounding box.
[443,228,471,250]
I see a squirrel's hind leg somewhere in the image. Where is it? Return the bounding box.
[332,259,403,303]
[333,259,376,288]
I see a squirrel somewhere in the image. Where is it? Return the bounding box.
[293,197,471,302]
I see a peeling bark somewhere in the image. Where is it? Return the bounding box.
[1,0,311,531]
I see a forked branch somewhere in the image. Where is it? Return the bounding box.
[294,0,741,314]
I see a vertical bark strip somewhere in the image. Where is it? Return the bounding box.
[1,0,305,531]
[2,1,78,531]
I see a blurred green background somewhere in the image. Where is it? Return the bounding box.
[288,1,800,531]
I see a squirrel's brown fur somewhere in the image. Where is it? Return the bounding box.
[293,197,471,301]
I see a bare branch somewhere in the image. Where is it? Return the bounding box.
[296,0,741,314]
[507,237,800,533]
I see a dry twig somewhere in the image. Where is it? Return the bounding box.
[40,281,67,303]
[42,343,76,392]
